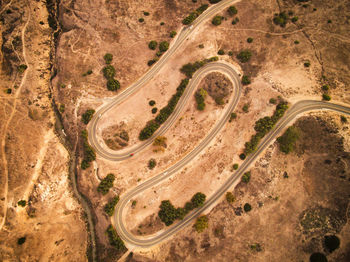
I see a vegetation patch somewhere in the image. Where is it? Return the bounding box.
[324,235,340,253]
[241,171,251,183]
[104,196,119,216]
[182,4,208,25]
[106,225,126,252]
[226,192,235,203]
[212,15,223,26]
[81,109,95,124]
[180,56,218,78]
[97,173,115,195]
[194,215,208,233]
[148,158,156,169]
[81,130,96,169]
[277,126,299,154]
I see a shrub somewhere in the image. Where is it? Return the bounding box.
[273,12,288,27]
[241,75,251,85]
[209,0,222,3]
[242,104,249,113]
[218,49,225,55]
[103,65,116,79]
[226,192,235,203]
[194,215,208,233]
[149,100,156,106]
[148,158,156,169]
[195,88,207,111]
[139,120,160,140]
[294,40,300,44]
[170,31,177,38]
[82,109,95,124]
[81,159,90,169]
[153,136,167,147]
[17,237,26,245]
[310,253,328,262]
[239,153,246,160]
[159,41,169,52]
[97,173,115,195]
[18,200,26,207]
[132,200,137,207]
[183,11,199,25]
[83,69,93,76]
[232,163,239,170]
[277,126,299,154]
[228,51,233,56]
[6,88,12,94]
[156,51,162,57]
[17,64,27,73]
[143,11,150,16]
[212,15,223,26]
[148,40,157,50]
[180,56,218,78]
[151,107,158,114]
[242,171,251,183]
[244,203,252,212]
[322,94,331,101]
[147,59,157,66]
[107,78,120,91]
[104,53,113,64]
[247,37,253,43]
[232,17,239,25]
[160,22,165,25]
[324,235,340,253]
[229,112,237,122]
[269,98,277,104]
[237,50,252,63]
[138,18,144,22]
[191,192,206,208]
[196,4,209,14]
[104,196,119,216]
[158,200,179,226]
[106,225,126,251]
[227,5,238,16]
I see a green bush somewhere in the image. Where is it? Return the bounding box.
[291,16,298,22]
[340,115,347,123]
[242,104,249,113]
[143,11,150,16]
[229,112,237,122]
[148,40,157,50]
[241,75,251,85]
[104,53,113,64]
[147,59,157,66]
[82,109,95,124]
[139,120,160,140]
[149,100,156,106]
[170,31,177,38]
[104,196,120,216]
[83,69,93,76]
[322,94,331,101]
[218,49,225,55]
[226,192,235,203]
[182,4,208,25]
[209,0,222,3]
[103,65,116,79]
[106,225,126,251]
[239,153,246,160]
[191,192,206,208]
[277,126,299,154]
[294,40,300,44]
[321,85,329,91]
[159,41,169,52]
[148,158,156,169]
[304,61,311,67]
[18,200,26,207]
[232,17,239,25]
[151,107,157,114]
[227,5,238,16]
[237,50,252,63]
[212,15,223,26]
[242,171,251,183]
[97,173,115,195]
[269,98,277,104]
[228,51,233,56]
[107,78,120,91]
[194,215,208,233]
[232,163,239,170]
[244,203,252,212]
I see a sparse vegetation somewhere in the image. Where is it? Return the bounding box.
[153,136,167,147]
[321,85,329,91]
[17,200,26,207]
[310,253,328,262]
[143,11,150,16]
[104,196,119,216]
[107,78,120,91]
[239,153,246,160]
[226,192,235,203]
[241,75,251,85]
[104,53,113,64]
[138,18,144,23]
[237,50,252,63]
[82,69,93,76]
[148,40,157,50]
[232,17,239,25]
[304,61,311,67]
[244,102,289,155]
[17,237,26,245]
[242,104,249,113]
[277,126,299,154]
[106,225,126,251]
[212,15,223,26]
[294,40,300,44]
[340,115,347,123]
[242,171,251,183]
[244,203,252,212]
[195,88,207,111]
[81,109,95,124]
[97,173,115,195]
[149,100,156,106]
[151,107,157,114]
[269,98,277,104]
[218,49,225,55]
[232,163,239,170]
[194,215,208,233]
[148,158,156,169]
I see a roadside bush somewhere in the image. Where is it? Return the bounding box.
[242,171,251,183]
[159,41,169,52]
[237,50,252,63]
[304,61,311,67]
[148,40,157,50]
[196,4,209,14]
[149,100,156,106]
[277,126,299,154]
[139,120,160,140]
[104,53,113,64]
[194,215,208,233]
[107,78,120,91]
[170,31,177,38]
[212,15,223,26]
[182,4,208,25]
[104,196,120,216]
[324,235,340,253]
[209,0,222,3]
[80,130,95,169]
[191,192,206,208]
[97,173,115,195]
[148,158,156,169]
[18,200,26,207]
[244,203,252,212]
[269,98,277,104]
[82,109,95,124]
[340,115,347,123]
[106,225,126,251]
[195,88,207,111]
[153,136,167,147]
[239,153,246,160]
[226,192,235,203]
[180,56,218,78]
[241,75,251,85]
[147,59,157,66]
[103,65,116,79]
[322,94,331,101]
[227,5,238,16]
[242,104,249,113]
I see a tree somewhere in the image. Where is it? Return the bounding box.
[151,107,157,114]
[212,15,223,26]
[237,50,252,63]
[158,200,178,226]
[191,192,206,208]
[227,5,238,16]
[148,40,157,50]
[103,65,116,79]
[148,158,156,169]
[149,100,156,106]
[97,173,115,195]
[229,112,237,122]
[242,171,251,183]
[170,31,177,38]
[243,104,249,113]
[273,12,288,27]
[194,215,208,233]
[159,41,169,52]
[226,192,235,203]
[244,203,252,212]
[106,225,126,251]
[107,78,120,91]
[218,49,225,55]
[104,53,113,64]
[82,109,95,124]
[17,237,26,245]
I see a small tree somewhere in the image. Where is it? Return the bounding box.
[18,200,26,207]
[149,100,156,106]
[322,94,331,101]
[212,15,223,26]
[237,50,252,63]
[107,79,120,91]
[227,6,238,16]
[194,215,208,233]
[148,41,157,50]
[191,192,206,208]
[241,75,251,85]
[226,192,235,203]
[242,171,251,183]
[82,109,95,124]
[159,41,169,52]
[104,53,113,64]
[148,158,156,169]
[244,203,252,212]
[218,49,225,55]
[247,37,253,43]
[170,31,177,38]
[232,163,239,170]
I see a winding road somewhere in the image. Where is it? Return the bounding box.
[86,0,350,249]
